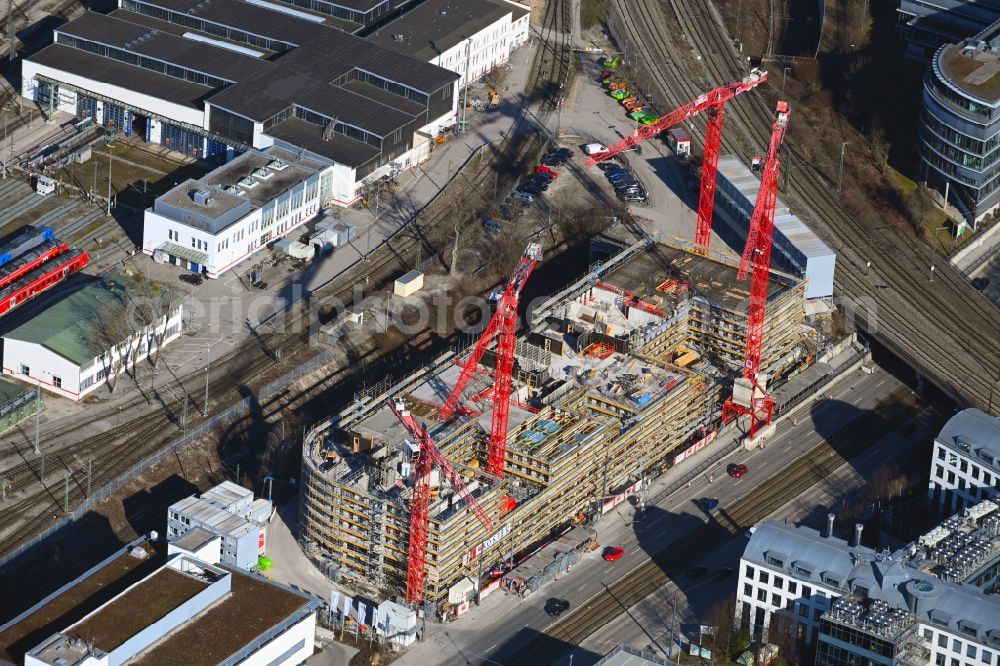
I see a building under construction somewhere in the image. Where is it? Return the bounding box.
[300,237,810,609]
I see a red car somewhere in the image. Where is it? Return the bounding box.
[728,463,749,478]
[603,546,625,562]
[535,165,559,177]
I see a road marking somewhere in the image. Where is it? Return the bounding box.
[784,446,792,452]
[760,461,768,467]
[577,584,587,591]
[631,548,642,555]
[486,644,496,652]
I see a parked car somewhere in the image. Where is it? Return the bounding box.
[534,171,556,183]
[180,272,204,286]
[603,546,625,562]
[483,219,502,234]
[545,598,571,616]
[596,161,622,172]
[687,565,708,579]
[583,143,609,156]
[548,147,573,159]
[728,463,749,478]
[699,497,720,512]
[541,155,567,167]
[605,168,631,180]
[608,172,636,184]
[972,277,990,291]
[535,165,559,177]
[529,175,551,190]
[517,192,534,205]
[620,193,649,204]
[518,182,544,195]
[613,180,641,191]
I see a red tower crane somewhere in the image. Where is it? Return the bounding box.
[586,69,768,251]
[389,398,495,606]
[722,101,792,439]
[438,243,543,478]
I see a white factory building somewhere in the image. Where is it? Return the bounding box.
[20,0,460,206]
[0,275,181,400]
[1,537,322,666]
[368,0,530,90]
[929,408,1000,515]
[715,155,837,300]
[167,481,273,571]
[143,147,326,277]
[736,514,1000,665]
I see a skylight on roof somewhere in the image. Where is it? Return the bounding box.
[238,177,259,189]
[181,32,265,58]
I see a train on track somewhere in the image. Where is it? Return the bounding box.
[0,225,87,317]
[0,225,54,269]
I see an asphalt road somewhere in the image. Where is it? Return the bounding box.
[395,360,929,666]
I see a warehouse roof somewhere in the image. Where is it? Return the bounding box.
[0,275,178,366]
[264,117,381,168]
[368,0,528,62]
[28,43,213,109]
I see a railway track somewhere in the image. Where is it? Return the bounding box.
[0,0,574,555]
[505,384,921,661]
[607,0,1000,411]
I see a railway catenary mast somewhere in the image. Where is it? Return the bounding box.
[723,101,791,438]
[586,69,768,251]
[437,243,543,478]
[389,398,495,607]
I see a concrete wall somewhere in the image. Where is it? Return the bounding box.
[232,612,315,666]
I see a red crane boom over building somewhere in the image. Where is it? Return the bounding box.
[438,243,543,478]
[723,101,791,439]
[389,398,495,606]
[586,69,767,251]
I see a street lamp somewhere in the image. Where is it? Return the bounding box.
[106,144,114,215]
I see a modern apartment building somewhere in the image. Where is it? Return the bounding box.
[919,20,1000,227]
[737,511,1000,665]
[929,408,1000,514]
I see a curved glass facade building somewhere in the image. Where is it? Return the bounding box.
[920,22,1000,227]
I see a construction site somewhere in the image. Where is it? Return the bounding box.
[300,227,813,611]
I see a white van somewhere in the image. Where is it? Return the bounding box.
[35,175,56,196]
[583,143,608,156]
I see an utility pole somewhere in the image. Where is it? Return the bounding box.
[181,389,188,432]
[461,37,471,134]
[33,383,40,454]
[836,141,848,192]
[7,0,15,61]
[203,345,210,417]
[107,146,113,215]
[75,455,92,497]
[782,67,790,95]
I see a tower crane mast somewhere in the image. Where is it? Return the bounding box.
[438,243,543,478]
[723,101,791,439]
[389,398,494,606]
[586,69,768,251]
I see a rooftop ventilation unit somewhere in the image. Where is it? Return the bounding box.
[252,167,274,181]
[238,176,259,189]
[224,185,244,195]
[191,189,213,205]
[267,159,289,172]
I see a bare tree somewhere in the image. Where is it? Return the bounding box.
[128,276,182,371]
[85,300,133,393]
[870,121,890,175]
[482,64,510,92]
[447,176,486,276]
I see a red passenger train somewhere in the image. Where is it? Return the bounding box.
[0,249,89,317]
[0,239,69,292]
